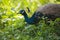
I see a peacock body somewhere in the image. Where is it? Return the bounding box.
[19,4,60,24]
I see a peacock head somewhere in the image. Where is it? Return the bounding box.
[19,10,26,15]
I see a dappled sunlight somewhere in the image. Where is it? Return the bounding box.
[15,15,24,19]
[13,15,24,19]
[0,0,60,40]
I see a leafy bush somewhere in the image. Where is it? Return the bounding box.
[0,0,60,40]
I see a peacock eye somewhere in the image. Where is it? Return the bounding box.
[22,11,24,14]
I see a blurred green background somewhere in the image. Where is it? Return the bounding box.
[0,0,60,40]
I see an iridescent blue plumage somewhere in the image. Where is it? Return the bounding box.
[19,10,43,24]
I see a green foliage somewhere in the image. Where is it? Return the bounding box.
[56,0,60,2]
[0,0,60,40]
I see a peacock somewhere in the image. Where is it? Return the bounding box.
[18,4,60,24]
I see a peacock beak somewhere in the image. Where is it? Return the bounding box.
[17,10,22,14]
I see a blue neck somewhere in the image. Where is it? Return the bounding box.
[23,12,43,24]
[23,13,35,24]
[24,14,29,22]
